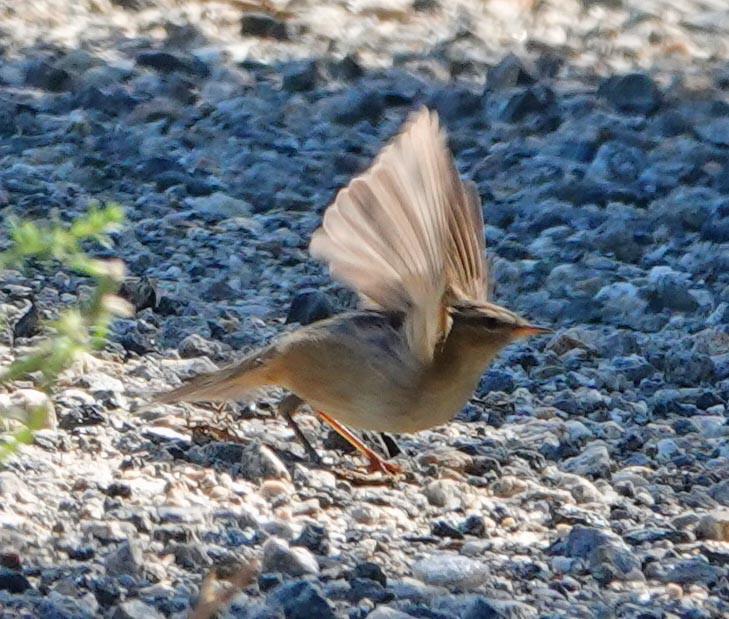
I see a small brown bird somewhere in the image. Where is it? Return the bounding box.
[148,108,551,473]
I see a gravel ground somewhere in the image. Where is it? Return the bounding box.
[1,0,729,617]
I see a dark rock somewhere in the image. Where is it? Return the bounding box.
[0,553,21,570]
[479,370,515,394]
[432,520,464,539]
[598,73,661,115]
[188,441,245,466]
[463,597,537,619]
[499,87,551,122]
[118,330,155,355]
[272,580,336,619]
[67,545,95,560]
[286,290,335,325]
[559,525,642,583]
[623,527,692,545]
[258,572,283,592]
[152,525,193,544]
[427,87,483,123]
[548,178,645,207]
[240,13,288,40]
[710,480,729,506]
[0,568,31,593]
[77,85,139,116]
[610,355,657,383]
[413,0,439,11]
[351,562,387,587]
[177,333,225,358]
[292,523,330,555]
[487,53,536,91]
[35,595,96,619]
[58,405,106,430]
[664,351,716,387]
[12,302,41,340]
[349,577,393,603]
[119,277,158,313]
[587,141,647,183]
[25,59,73,91]
[173,543,212,569]
[92,576,121,606]
[282,60,319,92]
[460,515,487,537]
[104,541,144,579]
[105,482,132,499]
[323,89,385,125]
[136,51,207,76]
[697,117,729,147]
[653,559,723,585]
[646,267,699,313]
[110,0,155,8]
[329,54,364,81]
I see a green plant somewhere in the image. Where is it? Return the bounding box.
[0,203,129,459]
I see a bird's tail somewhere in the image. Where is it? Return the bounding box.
[137,344,281,411]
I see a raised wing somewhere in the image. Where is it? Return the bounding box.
[310,108,489,363]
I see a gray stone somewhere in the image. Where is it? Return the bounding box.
[186,192,252,219]
[412,553,489,589]
[487,53,536,91]
[561,525,643,583]
[0,569,31,593]
[238,442,290,482]
[654,559,724,585]
[112,600,165,619]
[286,290,335,325]
[594,282,649,329]
[587,141,647,183]
[562,444,612,479]
[240,12,288,39]
[464,597,538,619]
[270,580,335,619]
[598,72,661,115]
[104,541,144,579]
[709,480,729,507]
[261,537,319,577]
[282,60,319,93]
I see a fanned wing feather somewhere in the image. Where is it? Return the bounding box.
[446,179,489,302]
[310,109,451,363]
[310,108,490,363]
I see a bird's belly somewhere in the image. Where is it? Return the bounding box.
[280,344,419,432]
[302,364,482,434]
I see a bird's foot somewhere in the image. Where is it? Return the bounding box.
[365,454,403,476]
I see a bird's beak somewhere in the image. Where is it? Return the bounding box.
[512,324,554,338]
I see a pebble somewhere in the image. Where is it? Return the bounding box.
[412,554,489,589]
[104,541,145,579]
[561,444,613,479]
[112,599,165,619]
[261,537,320,577]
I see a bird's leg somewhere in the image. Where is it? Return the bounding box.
[278,394,321,465]
[315,410,402,475]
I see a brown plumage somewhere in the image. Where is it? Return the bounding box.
[145,108,551,473]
